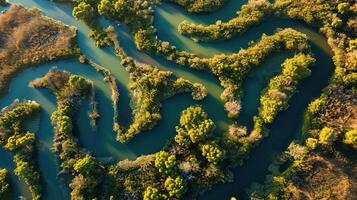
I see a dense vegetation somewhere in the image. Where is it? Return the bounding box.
[0,0,355,199]
[258,53,315,124]
[109,105,232,199]
[80,0,312,120]
[165,0,225,13]
[0,5,79,95]
[244,0,357,199]
[0,169,11,199]
[0,100,42,200]
[106,26,208,143]
[178,0,272,42]
[30,69,109,200]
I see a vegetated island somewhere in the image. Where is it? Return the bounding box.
[0,100,42,200]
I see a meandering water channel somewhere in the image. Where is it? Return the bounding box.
[0,0,333,199]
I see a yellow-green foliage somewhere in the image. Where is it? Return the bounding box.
[5,132,35,151]
[154,151,177,174]
[143,186,162,200]
[175,105,215,145]
[14,155,41,200]
[259,54,315,124]
[201,142,225,164]
[0,101,40,143]
[164,176,187,198]
[166,0,225,13]
[319,127,336,145]
[273,0,336,26]
[73,155,98,175]
[72,2,95,21]
[178,0,272,41]
[116,64,207,143]
[344,129,357,147]
[0,100,42,200]
[0,169,10,198]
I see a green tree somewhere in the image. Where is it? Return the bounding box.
[72,2,95,21]
[69,75,89,90]
[73,154,98,175]
[14,157,41,200]
[98,0,114,16]
[57,115,73,134]
[154,151,176,174]
[164,176,187,198]
[143,186,161,200]
[201,143,225,164]
[176,106,215,144]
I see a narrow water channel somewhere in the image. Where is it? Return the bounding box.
[1,1,333,199]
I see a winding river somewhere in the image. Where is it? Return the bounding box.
[0,0,333,199]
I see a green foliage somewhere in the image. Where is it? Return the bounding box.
[164,176,187,198]
[97,0,115,16]
[154,151,176,174]
[69,74,89,91]
[337,3,350,14]
[259,54,315,124]
[0,169,10,198]
[73,154,98,175]
[344,129,357,147]
[178,0,271,41]
[0,100,42,199]
[274,0,336,26]
[319,127,336,145]
[201,142,225,164]
[305,137,318,150]
[0,100,40,144]
[348,39,357,51]
[143,186,161,200]
[14,156,41,200]
[307,97,326,115]
[175,106,215,145]
[72,2,96,21]
[5,132,35,152]
[115,64,206,143]
[53,113,73,134]
[166,0,225,13]
[112,0,154,32]
[88,28,112,47]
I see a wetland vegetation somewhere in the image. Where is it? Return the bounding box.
[0,0,355,199]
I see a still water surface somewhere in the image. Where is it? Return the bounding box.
[1,1,333,199]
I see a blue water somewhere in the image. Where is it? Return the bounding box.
[0,1,334,199]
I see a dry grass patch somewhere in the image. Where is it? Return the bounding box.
[288,150,357,200]
[0,5,79,95]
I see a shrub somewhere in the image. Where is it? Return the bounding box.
[319,127,336,145]
[201,142,225,164]
[344,129,357,147]
[154,151,176,175]
[164,176,187,198]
